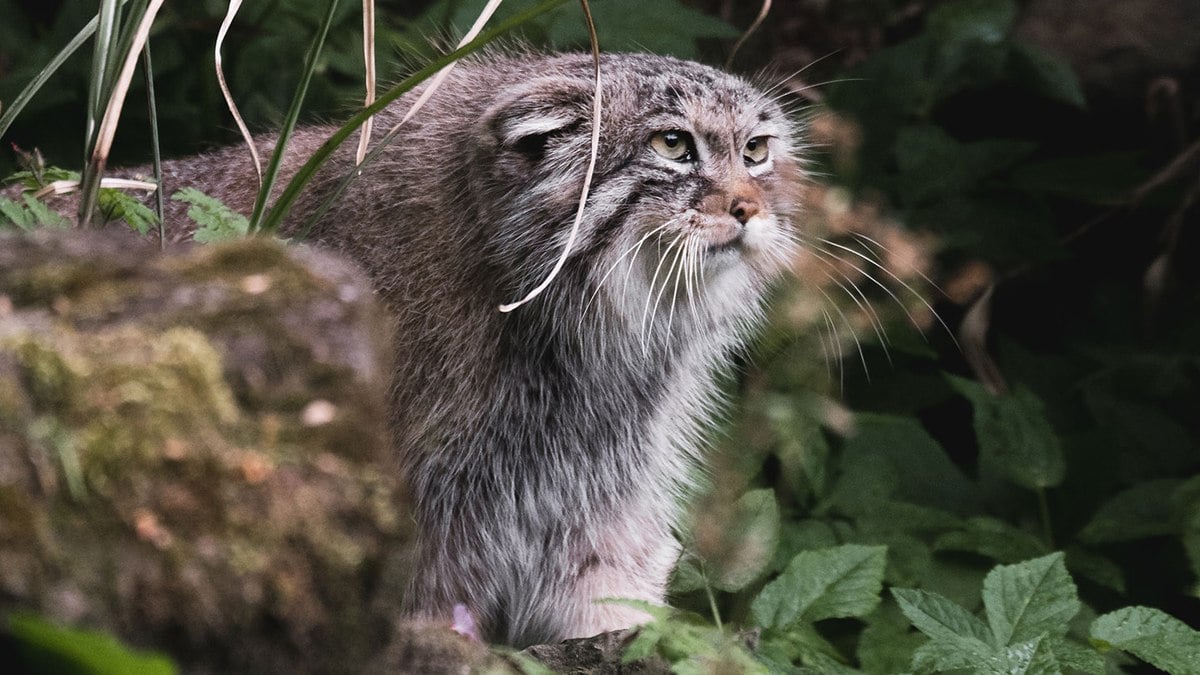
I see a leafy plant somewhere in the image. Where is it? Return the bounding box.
[6,613,176,675]
[170,187,249,243]
[0,193,70,230]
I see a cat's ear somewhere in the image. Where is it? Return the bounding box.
[484,77,592,160]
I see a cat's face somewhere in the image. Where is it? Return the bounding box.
[476,53,803,336]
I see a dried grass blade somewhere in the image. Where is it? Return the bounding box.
[80,0,163,227]
[85,0,120,150]
[355,0,377,165]
[215,0,262,184]
[391,0,505,132]
[498,0,602,313]
[725,0,771,70]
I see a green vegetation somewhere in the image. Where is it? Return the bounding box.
[1,0,1197,672]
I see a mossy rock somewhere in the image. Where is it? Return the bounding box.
[0,230,414,672]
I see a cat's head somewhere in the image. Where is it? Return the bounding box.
[471,52,804,338]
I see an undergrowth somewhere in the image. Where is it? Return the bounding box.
[1,0,1198,673]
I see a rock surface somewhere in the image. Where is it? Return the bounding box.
[0,231,412,672]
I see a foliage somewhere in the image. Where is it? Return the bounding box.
[6,613,176,675]
[2,0,1198,671]
[0,193,70,230]
[662,0,1200,672]
[170,187,249,242]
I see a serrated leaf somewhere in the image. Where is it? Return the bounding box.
[1046,637,1106,674]
[710,488,780,592]
[911,635,995,671]
[751,544,886,629]
[983,634,1059,675]
[760,622,850,669]
[893,588,992,644]
[983,553,1080,647]
[771,520,839,573]
[22,193,71,228]
[857,604,925,674]
[97,187,157,234]
[0,195,36,230]
[1090,606,1200,674]
[669,555,707,595]
[172,187,249,243]
[621,625,662,663]
[948,376,1065,490]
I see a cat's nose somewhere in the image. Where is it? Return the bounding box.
[729,196,760,224]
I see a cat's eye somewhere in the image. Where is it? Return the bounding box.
[650,130,696,162]
[744,136,770,165]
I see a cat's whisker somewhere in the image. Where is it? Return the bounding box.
[684,236,702,329]
[640,231,687,350]
[815,235,958,347]
[807,266,872,380]
[820,305,846,393]
[801,243,894,364]
[651,233,689,348]
[848,230,953,300]
[579,219,676,339]
[663,236,691,345]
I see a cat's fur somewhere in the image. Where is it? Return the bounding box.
[147,51,805,646]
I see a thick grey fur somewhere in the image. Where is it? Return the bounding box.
[147,50,805,647]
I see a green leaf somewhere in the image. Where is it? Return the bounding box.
[925,0,1018,93]
[0,194,71,230]
[836,413,977,514]
[97,187,157,234]
[8,612,176,675]
[1009,42,1086,109]
[669,555,707,595]
[1046,637,1106,674]
[1090,606,1200,674]
[21,193,72,228]
[983,553,1080,647]
[947,376,1066,490]
[933,516,1050,564]
[771,520,839,573]
[1078,479,1182,544]
[760,623,855,672]
[927,0,1018,46]
[893,588,992,644]
[621,626,662,664]
[857,603,925,674]
[751,544,887,629]
[983,634,1060,675]
[0,195,37,230]
[710,488,780,592]
[911,634,996,671]
[893,126,1037,206]
[172,187,249,243]
[1064,547,1126,595]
